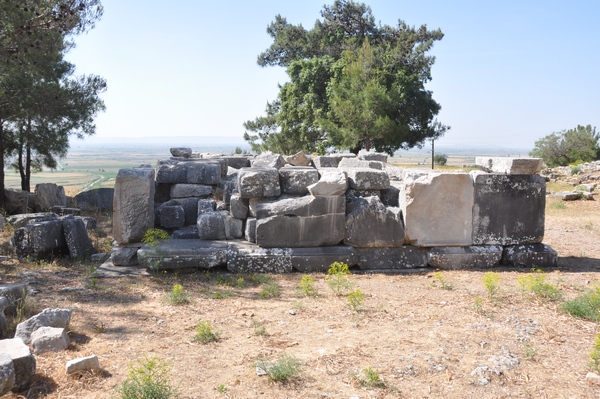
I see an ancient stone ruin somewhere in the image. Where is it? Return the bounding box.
[110,149,557,272]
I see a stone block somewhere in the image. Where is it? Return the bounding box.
[346,168,390,190]
[472,173,545,245]
[198,199,216,214]
[554,192,581,201]
[289,246,358,272]
[223,155,252,169]
[7,212,59,229]
[313,155,343,168]
[345,197,405,248]
[15,308,71,344]
[223,213,243,239]
[62,215,95,260]
[155,161,222,184]
[346,189,380,200]
[3,189,29,215]
[428,246,503,270]
[113,168,155,244]
[171,225,199,239]
[250,152,285,169]
[245,217,257,243]
[66,355,101,375]
[237,167,281,198]
[226,241,292,273]
[137,239,228,270]
[0,353,15,395]
[74,188,114,211]
[255,195,345,219]
[170,147,192,158]
[476,157,543,175]
[248,197,278,217]
[285,151,312,166]
[356,247,429,269]
[338,157,383,170]
[501,244,557,268]
[13,219,68,261]
[359,153,388,163]
[279,167,319,195]
[401,172,474,247]
[308,171,348,196]
[381,182,401,207]
[170,184,213,198]
[31,327,70,354]
[81,216,97,231]
[220,179,237,205]
[34,183,66,212]
[0,338,35,391]
[256,214,345,248]
[111,246,139,266]
[170,198,201,225]
[0,283,28,316]
[230,193,249,219]
[156,205,185,229]
[197,211,226,240]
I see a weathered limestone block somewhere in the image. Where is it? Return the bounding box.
[137,239,228,270]
[62,215,95,260]
[0,338,35,391]
[279,167,319,195]
[170,184,212,198]
[428,246,503,270]
[401,172,474,247]
[472,173,545,245]
[248,197,278,217]
[359,153,388,163]
[197,199,216,214]
[346,168,390,190]
[313,155,342,168]
[290,246,358,272]
[155,161,222,184]
[15,308,71,344]
[223,155,252,169]
[308,171,348,196]
[34,183,66,212]
[74,188,114,211]
[7,212,58,229]
[356,247,429,269]
[226,241,292,273]
[171,225,199,239]
[111,246,139,266]
[345,197,404,248]
[554,192,581,201]
[476,157,543,175]
[223,213,243,239]
[66,355,101,375]
[0,353,15,395]
[255,195,345,219]
[13,219,68,261]
[156,205,185,229]
[381,182,401,207]
[167,198,200,225]
[245,217,257,243]
[31,327,70,354]
[338,157,383,170]
[501,244,557,268]
[0,283,28,316]
[250,152,285,169]
[197,211,226,240]
[113,168,155,244]
[170,147,192,158]
[237,167,281,198]
[4,189,29,215]
[256,214,345,248]
[285,151,312,166]
[230,193,249,220]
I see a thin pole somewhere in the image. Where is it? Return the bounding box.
[431,139,435,170]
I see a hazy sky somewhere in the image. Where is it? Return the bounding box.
[66,0,600,151]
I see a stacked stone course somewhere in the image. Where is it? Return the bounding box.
[111,150,556,272]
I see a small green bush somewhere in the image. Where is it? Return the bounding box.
[360,367,386,388]
[115,356,177,399]
[590,333,600,372]
[167,284,189,305]
[517,269,562,302]
[432,271,453,290]
[298,275,317,297]
[326,262,353,296]
[257,353,301,382]
[193,320,220,343]
[252,319,267,336]
[260,282,281,299]
[482,271,500,300]
[142,228,170,246]
[562,286,600,322]
[347,289,365,312]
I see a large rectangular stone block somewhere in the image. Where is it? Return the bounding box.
[472,173,545,245]
[254,195,345,219]
[237,167,281,198]
[226,241,292,273]
[346,168,390,190]
[500,244,557,268]
[289,246,358,272]
[279,166,319,195]
[401,172,474,247]
[356,247,429,269]
[256,214,345,248]
[344,197,404,248]
[476,157,543,175]
[137,239,228,270]
[113,168,155,244]
[428,246,503,270]
[155,161,222,185]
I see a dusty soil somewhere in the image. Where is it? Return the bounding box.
[1,199,600,399]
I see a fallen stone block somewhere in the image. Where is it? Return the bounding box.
[401,172,474,247]
[0,353,15,396]
[289,246,358,272]
[279,167,319,195]
[170,184,213,198]
[113,168,155,244]
[476,157,543,175]
[428,246,503,269]
[255,195,345,219]
[170,147,192,158]
[227,241,292,273]
[345,197,404,248]
[356,247,429,269]
[6,212,59,229]
[256,214,345,248]
[308,171,348,196]
[13,219,68,261]
[34,183,66,212]
[15,308,71,344]
[501,244,557,268]
[137,239,228,270]
[3,189,29,215]
[74,188,114,211]
[62,215,95,260]
[472,173,545,245]
[237,167,281,198]
[346,168,390,190]
[31,327,70,354]
[0,338,35,391]
[250,152,285,169]
[554,191,581,201]
[66,355,101,375]
[111,246,140,266]
[285,151,312,166]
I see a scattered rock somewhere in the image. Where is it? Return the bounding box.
[31,327,70,354]
[0,338,36,391]
[0,353,15,396]
[15,308,72,344]
[66,355,101,374]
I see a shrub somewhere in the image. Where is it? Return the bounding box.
[257,353,301,382]
[167,284,189,305]
[562,286,600,322]
[298,275,317,297]
[360,367,386,388]
[326,262,353,296]
[432,271,453,290]
[517,269,562,302]
[260,282,281,299]
[590,333,600,372]
[347,289,365,311]
[482,271,500,300]
[115,356,177,399]
[142,228,170,246]
[434,153,448,166]
[193,320,220,343]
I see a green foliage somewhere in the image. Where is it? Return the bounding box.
[326,262,353,296]
[590,333,600,372]
[257,353,301,382]
[473,296,485,315]
[562,286,600,322]
[347,289,365,312]
[193,320,220,343]
[432,271,453,290]
[359,367,386,388]
[517,269,562,302]
[434,153,448,166]
[523,342,538,360]
[252,319,267,336]
[216,384,229,393]
[142,229,170,246]
[260,282,281,299]
[482,272,501,300]
[167,284,189,305]
[115,356,177,399]
[530,124,599,167]
[298,275,317,297]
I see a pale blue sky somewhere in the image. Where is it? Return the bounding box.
[66,0,600,151]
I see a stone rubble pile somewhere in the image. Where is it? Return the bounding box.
[109,150,556,272]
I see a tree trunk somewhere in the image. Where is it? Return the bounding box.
[23,118,31,192]
[18,123,26,191]
[0,121,5,210]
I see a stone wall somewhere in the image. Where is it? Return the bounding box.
[111,150,556,272]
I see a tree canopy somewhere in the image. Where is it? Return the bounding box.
[244,0,448,155]
[529,125,599,167]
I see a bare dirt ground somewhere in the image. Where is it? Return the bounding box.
[1,198,600,399]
